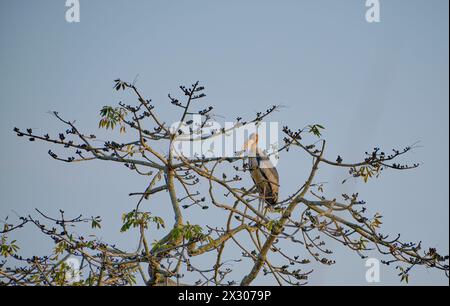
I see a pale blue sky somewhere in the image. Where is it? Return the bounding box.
[0,0,448,285]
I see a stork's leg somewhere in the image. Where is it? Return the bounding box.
[255,197,262,223]
[255,185,264,222]
[260,185,268,219]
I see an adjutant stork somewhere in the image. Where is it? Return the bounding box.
[243,133,279,207]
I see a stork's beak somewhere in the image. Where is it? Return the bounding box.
[240,140,250,157]
[243,140,250,151]
[242,134,257,156]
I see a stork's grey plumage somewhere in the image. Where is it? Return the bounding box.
[244,134,279,206]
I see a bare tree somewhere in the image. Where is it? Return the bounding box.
[1,79,448,286]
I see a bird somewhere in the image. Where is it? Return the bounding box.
[243,133,279,206]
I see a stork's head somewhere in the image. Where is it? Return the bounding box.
[243,133,259,153]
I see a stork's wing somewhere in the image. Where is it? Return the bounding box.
[256,150,279,185]
[254,149,279,205]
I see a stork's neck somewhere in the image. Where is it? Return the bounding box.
[249,141,258,156]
